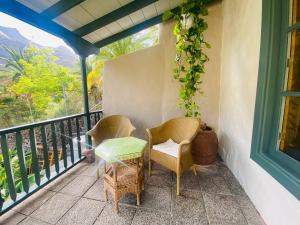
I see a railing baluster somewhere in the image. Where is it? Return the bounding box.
[29,128,41,186]
[60,121,67,169]
[16,131,29,193]
[40,126,50,179]
[96,112,100,122]
[51,123,59,174]
[67,119,74,164]
[0,135,17,201]
[93,113,97,125]
[75,117,82,159]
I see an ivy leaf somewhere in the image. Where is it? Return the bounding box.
[163,10,174,21]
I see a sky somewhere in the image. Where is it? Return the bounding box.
[0,12,74,52]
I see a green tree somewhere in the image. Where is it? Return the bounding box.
[98,25,159,60]
[8,46,82,121]
[0,45,32,81]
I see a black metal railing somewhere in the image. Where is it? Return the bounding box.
[0,110,102,214]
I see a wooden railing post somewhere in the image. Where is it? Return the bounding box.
[80,56,92,149]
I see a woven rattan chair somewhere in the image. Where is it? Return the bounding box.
[87,115,136,178]
[147,117,200,195]
[87,115,136,147]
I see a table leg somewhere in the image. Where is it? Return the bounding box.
[136,158,140,206]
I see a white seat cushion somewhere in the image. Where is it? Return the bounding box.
[153,139,179,158]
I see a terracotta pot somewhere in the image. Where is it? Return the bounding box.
[191,125,218,165]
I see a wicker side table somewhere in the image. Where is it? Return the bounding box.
[95,137,147,212]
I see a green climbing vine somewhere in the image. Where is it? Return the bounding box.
[163,0,210,118]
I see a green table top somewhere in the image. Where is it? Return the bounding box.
[95,137,147,163]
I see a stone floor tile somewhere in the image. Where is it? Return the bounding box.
[59,176,96,197]
[83,179,106,201]
[174,170,200,191]
[0,210,26,225]
[171,189,208,225]
[222,170,247,196]
[198,174,231,195]
[31,192,79,224]
[56,198,105,225]
[131,208,171,225]
[67,162,89,175]
[18,217,51,225]
[120,193,139,206]
[44,174,77,192]
[14,189,56,215]
[171,217,209,225]
[195,164,220,176]
[236,196,266,225]
[145,168,173,187]
[202,192,247,225]
[80,162,101,177]
[94,204,136,225]
[140,185,171,212]
[150,162,171,174]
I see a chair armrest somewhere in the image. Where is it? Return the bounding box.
[178,140,192,158]
[146,124,165,147]
[129,124,136,136]
[146,128,153,148]
[86,127,96,137]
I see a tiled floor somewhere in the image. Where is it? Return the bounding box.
[1,158,265,225]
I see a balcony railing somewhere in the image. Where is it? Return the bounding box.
[0,110,103,214]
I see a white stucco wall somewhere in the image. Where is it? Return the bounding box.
[103,3,222,138]
[219,1,300,225]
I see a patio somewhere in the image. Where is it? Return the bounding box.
[0,157,264,225]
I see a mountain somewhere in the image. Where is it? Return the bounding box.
[0,26,78,68]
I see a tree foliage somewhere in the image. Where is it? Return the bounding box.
[0,46,82,128]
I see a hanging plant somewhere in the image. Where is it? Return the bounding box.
[163,0,210,118]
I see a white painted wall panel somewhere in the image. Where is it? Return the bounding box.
[105,22,123,34]
[16,0,55,13]
[129,10,145,25]
[63,6,94,26]
[117,0,134,6]
[53,13,82,31]
[155,0,171,15]
[142,4,158,19]
[117,16,133,30]
[81,0,120,19]
[95,27,112,39]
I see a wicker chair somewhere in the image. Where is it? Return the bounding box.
[87,115,136,178]
[147,117,200,195]
[87,115,136,147]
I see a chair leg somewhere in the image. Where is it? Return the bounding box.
[137,193,140,206]
[193,166,197,176]
[115,201,119,213]
[104,190,108,202]
[149,160,151,176]
[176,173,180,196]
[96,167,100,179]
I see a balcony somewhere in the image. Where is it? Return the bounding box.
[1,157,264,225]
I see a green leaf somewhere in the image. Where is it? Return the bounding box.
[163,10,174,21]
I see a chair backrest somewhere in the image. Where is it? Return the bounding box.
[87,115,136,147]
[158,117,200,143]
